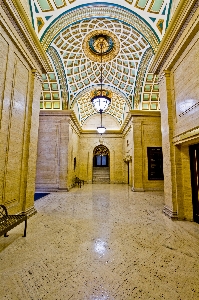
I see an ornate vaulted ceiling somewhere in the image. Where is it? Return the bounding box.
[29,0,172,128]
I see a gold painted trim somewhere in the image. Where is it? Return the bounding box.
[41,6,159,52]
[82,30,120,63]
[150,0,198,73]
[156,19,164,34]
[135,0,150,11]
[148,0,164,14]
[52,0,67,10]
[3,0,52,72]
[37,17,45,33]
[36,0,54,12]
[90,89,113,99]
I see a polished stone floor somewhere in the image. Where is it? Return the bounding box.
[1,184,199,300]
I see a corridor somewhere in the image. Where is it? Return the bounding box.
[0,184,199,300]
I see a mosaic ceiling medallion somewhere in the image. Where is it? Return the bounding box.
[83,30,120,63]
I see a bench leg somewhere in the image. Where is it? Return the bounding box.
[4,232,9,237]
[23,219,27,237]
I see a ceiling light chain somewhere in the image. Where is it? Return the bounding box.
[91,36,111,134]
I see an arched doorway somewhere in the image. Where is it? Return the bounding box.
[93,145,110,183]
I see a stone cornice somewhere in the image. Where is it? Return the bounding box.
[39,110,82,134]
[80,131,122,137]
[70,110,82,134]
[173,127,199,145]
[1,0,52,73]
[39,109,160,137]
[121,110,161,135]
[127,110,161,118]
[150,0,199,74]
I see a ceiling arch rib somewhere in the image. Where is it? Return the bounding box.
[36,2,166,128]
[40,4,160,52]
[48,18,151,112]
[30,1,172,41]
[74,89,126,127]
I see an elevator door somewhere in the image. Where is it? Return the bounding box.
[189,144,199,224]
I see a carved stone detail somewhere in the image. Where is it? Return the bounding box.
[47,46,68,109]
[82,30,120,63]
[133,48,154,109]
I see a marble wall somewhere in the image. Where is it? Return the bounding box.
[150,0,199,220]
[36,111,79,191]
[0,1,51,215]
[78,132,124,184]
[123,111,163,192]
[36,110,163,191]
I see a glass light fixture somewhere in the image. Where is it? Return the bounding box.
[96,108,106,134]
[91,95,111,112]
[97,126,106,134]
[91,37,111,133]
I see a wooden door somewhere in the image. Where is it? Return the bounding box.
[189,144,199,223]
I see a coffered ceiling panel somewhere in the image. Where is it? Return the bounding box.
[28,0,172,128]
[50,18,150,109]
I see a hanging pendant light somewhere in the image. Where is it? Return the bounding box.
[91,38,111,133]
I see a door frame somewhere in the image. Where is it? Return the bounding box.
[189,144,199,223]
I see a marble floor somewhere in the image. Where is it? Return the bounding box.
[1,184,199,300]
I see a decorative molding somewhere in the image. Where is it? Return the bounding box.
[133,48,154,109]
[122,124,132,138]
[1,0,52,73]
[82,30,120,63]
[70,111,82,136]
[32,69,43,83]
[150,0,199,73]
[47,46,68,109]
[173,127,199,145]
[123,155,132,162]
[41,5,159,52]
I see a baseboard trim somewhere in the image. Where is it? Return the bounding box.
[22,206,37,218]
[163,205,178,220]
[35,188,69,192]
[132,187,145,192]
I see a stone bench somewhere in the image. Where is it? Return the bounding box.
[0,204,27,237]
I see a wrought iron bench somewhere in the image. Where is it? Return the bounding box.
[0,205,27,237]
[75,176,84,188]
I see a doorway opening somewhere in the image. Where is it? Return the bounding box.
[189,144,199,224]
[93,145,110,183]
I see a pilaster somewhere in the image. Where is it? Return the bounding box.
[22,70,42,215]
[132,120,144,192]
[161,70,178,219]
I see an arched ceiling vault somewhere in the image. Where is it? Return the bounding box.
[29,0,172,129]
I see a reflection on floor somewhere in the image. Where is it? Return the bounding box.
[1,184,199,300]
